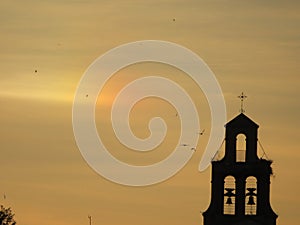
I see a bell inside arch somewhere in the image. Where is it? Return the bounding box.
[226,197,233,205]
[247,196,255,205]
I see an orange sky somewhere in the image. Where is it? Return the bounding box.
[0,1,299,225]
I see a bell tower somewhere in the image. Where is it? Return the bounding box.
[202,113,277,225]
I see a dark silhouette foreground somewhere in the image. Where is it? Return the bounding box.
[0,205,16,225]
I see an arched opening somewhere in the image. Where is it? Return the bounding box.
[224,176,235,215]
[245,176,257,215]
[236,134,246,162]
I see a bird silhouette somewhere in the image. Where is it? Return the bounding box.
[198,129,205,135]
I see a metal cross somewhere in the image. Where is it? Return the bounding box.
[238,92,247,113]
[88,215,92,225]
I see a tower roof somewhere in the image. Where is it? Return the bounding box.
[226,113,259,129]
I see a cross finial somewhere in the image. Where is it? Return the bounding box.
[88,215,92,225]
[238,92,247,113]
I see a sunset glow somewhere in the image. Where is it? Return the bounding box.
[0,1,299,225]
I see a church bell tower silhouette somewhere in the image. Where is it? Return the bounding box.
[202,112,277,225]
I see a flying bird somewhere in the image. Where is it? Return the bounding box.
[198,129,205,135]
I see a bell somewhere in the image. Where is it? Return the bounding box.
[226,197,233,205]
[247,196,255,205]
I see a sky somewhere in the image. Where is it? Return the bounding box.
[0,0,300,225]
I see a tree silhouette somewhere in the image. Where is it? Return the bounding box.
[0,205,16,225]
